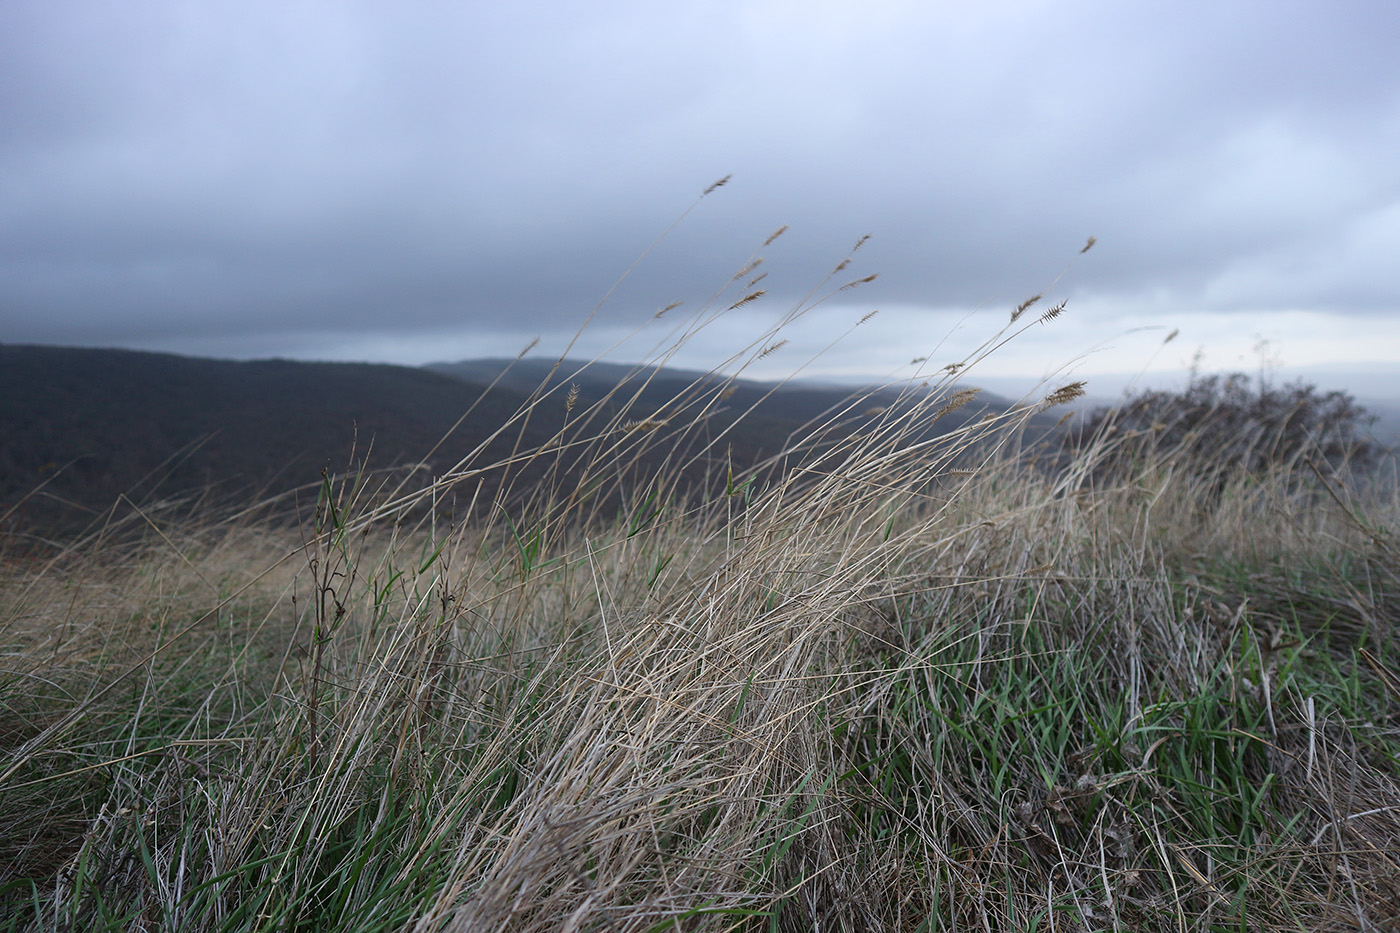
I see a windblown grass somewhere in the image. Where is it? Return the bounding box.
[3,230,1399,931]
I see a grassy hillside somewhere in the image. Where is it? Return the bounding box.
[3,328,1398,931]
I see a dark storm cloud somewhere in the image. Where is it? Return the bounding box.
[2,0,1398,365]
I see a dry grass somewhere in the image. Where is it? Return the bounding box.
[3,230,1399,931]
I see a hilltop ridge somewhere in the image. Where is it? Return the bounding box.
[1,346,1020,535]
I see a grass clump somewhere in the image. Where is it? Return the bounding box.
[3,227,1399,931]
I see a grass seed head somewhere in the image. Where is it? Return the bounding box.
[1038,300,1067,324]
[1011,294,1043,323]
[703,174,732,195]
[733,258,763,281]
[1040,381,1087,410]
[623,417,670,434]
[727,289,766,311]
[936,388,981,420]
[758,339,788,359]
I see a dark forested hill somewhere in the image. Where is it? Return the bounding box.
[425,357,1018,447]
[1,346,1030,538]
[0,345,536,532]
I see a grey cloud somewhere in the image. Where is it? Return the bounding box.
[2,0,1398,369]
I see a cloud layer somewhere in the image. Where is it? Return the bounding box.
[2,0,1397,379]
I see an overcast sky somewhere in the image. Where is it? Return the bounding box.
[3,0,1398,392]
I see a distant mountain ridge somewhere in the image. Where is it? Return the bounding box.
[0,345,539,532]
[424,357,1021,429]
[1,346,1025,537]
